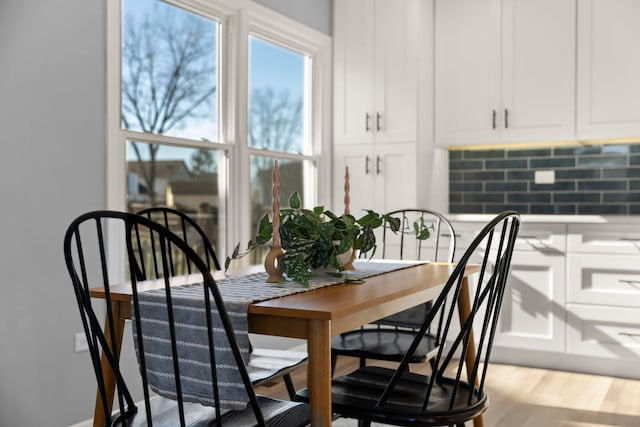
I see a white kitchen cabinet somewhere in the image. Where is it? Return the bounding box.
[447,218,640,377]
[496,249,566,352]
[333,0,421,145]
[494,223,567,352]
[566,224,640,361]
[435,0,576,146]
[333,143,417,215]
[450,221,567,352]
[576,0,640,140]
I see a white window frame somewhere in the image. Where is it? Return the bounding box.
[106,0,331,265]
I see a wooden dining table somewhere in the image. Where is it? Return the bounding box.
[90,261,482,427]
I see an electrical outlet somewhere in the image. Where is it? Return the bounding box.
[74,332,89,352]
[534,169,555,184]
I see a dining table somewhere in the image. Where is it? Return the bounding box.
[89,261,482,427]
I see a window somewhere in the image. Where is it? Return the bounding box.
[119,0,225,253]
[247,35,317,261]
[121,0,218,141]
[108,0,331,264]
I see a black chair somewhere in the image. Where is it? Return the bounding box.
[296,211,520,426]
[331,209,456,372]
[64,210,310,426]
[137,207,307,399]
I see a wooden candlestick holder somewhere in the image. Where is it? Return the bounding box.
[264,160,284,282]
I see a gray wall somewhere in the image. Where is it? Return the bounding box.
[0,0,330,425]
[254,0,332,34]
[0,0,106,425]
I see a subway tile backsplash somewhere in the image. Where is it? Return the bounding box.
[449,143,640,215]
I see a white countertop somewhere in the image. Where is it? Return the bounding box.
[448,214,639,225]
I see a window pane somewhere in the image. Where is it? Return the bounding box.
[126,141,223,254]
[248,36,307,154]
[121,0,218,141]
[250,156,311,263]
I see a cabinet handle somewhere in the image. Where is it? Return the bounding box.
[365,113,371,132]
[619,332,640,338]
[619,279,640,285]
[365,156,370,175]
[492,109,497,129]
[518,235,544,240]
[504,109,509,129]
[619,237,640,242]
[376,155,381,174]
[442,233,461,238]
[376,113,381,132]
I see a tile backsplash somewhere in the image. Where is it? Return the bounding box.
[449,143,640,215]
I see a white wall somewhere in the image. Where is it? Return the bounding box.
[0,0,330,425]
[253,0,332,34]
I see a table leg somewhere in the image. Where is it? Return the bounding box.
[458,277,485,427]
[93,301,127,427]
[307,319,332,427]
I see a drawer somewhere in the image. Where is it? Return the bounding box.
[567,253,640,307]
[567,303,640,360]
[568,224,640,254]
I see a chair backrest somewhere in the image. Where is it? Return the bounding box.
[378,211,520,413]
[137,206,222,273]
[374,209,456,329]
[64,210,266,426]
[380,208,456,263]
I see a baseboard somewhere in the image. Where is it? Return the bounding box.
[69,419,92,427]
[491,346,640,380]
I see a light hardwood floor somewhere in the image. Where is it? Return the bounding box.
[254,357,640,426]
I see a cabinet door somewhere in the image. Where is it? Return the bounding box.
[577,0,640,139]
[373,142,417,212]
[333,0,375,144]
[372,0,420,144]
[435,0,501,145]
[333,145,375,215]
[333,143,417,216]
[501,0,576,142]
[494,250,566,352]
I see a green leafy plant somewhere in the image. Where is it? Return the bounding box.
[226,193,431,286]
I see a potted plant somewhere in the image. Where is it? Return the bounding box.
[226,193,430,285]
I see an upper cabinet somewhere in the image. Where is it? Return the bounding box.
[434,0,576,146]
[576,0,640,140]
[333,0,421,145]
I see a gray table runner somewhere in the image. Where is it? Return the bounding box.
[132,260,424,409]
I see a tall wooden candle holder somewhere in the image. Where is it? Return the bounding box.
[264,160,284,282]
[342,166,356,270]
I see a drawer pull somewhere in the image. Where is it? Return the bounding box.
[519,235,544,240]
[618,279,640,285]
[618,332,640,338]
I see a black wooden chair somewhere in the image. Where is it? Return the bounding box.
[64,210,310,426]
[331,209,456,373]
[296,211,520,426]
[137,207,307,399]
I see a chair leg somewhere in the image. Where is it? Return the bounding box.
[283,374,296,400]
[359,357,366,368]
[357,420,371,427]
[331,353,338,376]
